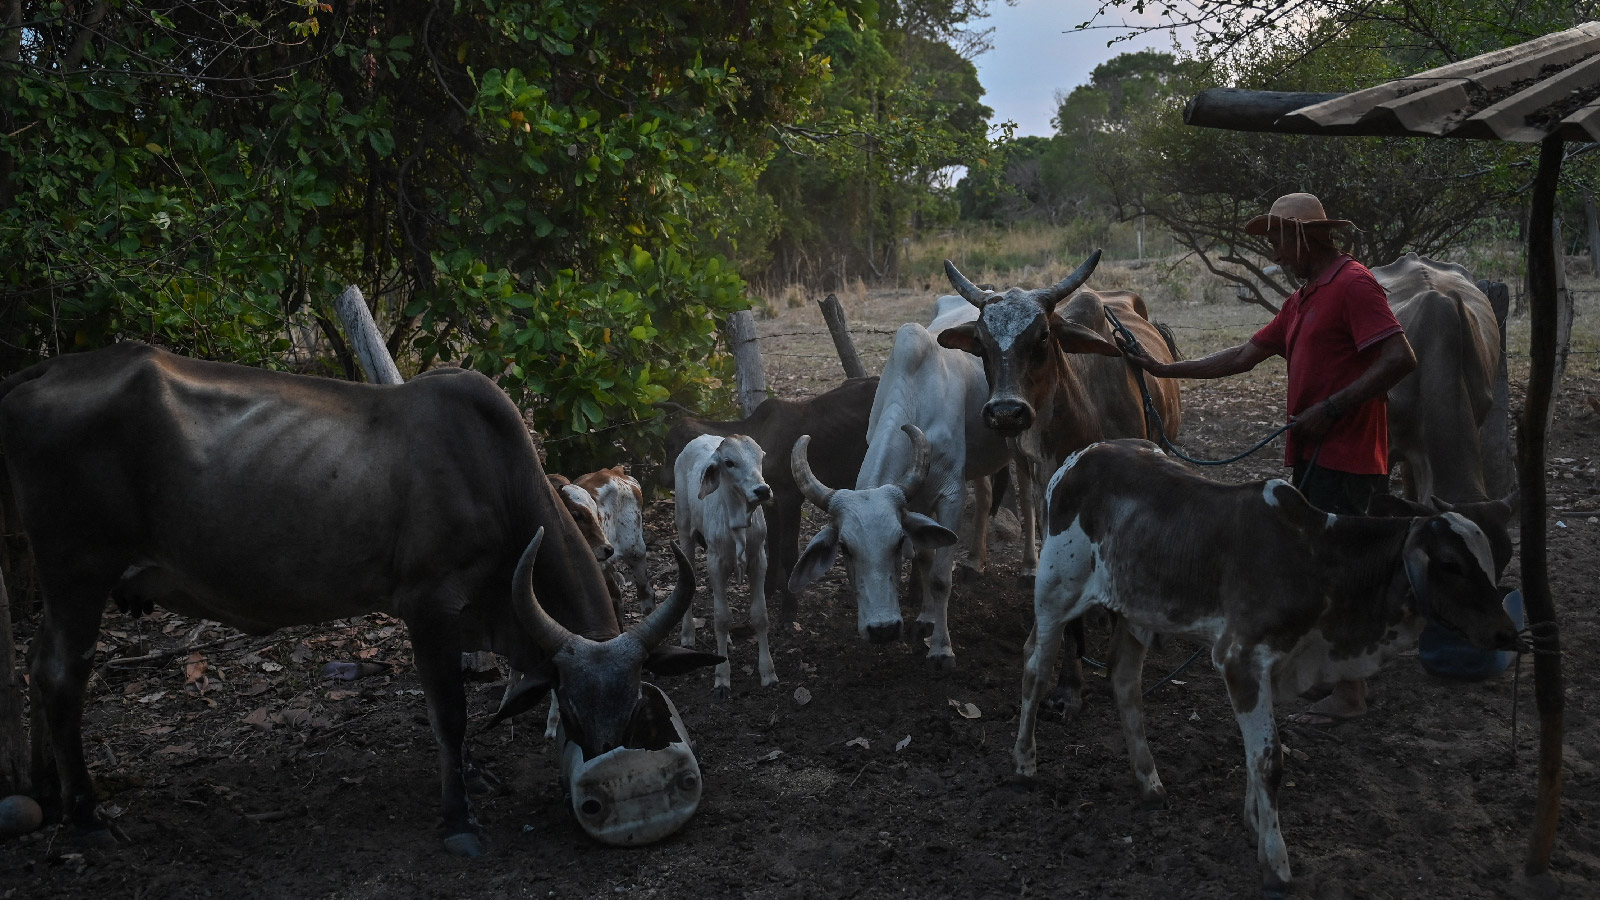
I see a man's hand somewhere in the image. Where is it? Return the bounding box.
[1292,398,1341,441]
[1122,343,1169,376]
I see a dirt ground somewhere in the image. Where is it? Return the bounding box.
[3,271,1599,900]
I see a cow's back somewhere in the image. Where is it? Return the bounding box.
[0,344,549,630]
[862,323,997,490]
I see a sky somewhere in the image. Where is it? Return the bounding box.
[969,0,1190,138]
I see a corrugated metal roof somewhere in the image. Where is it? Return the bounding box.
[1187,22,1600,142]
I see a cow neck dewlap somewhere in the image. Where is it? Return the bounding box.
[983,298,1041,351]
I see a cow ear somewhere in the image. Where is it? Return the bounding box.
[698,463,720,498]
[902,512,959,551]
[1049,317,1122,357]
[937,322,982,355]
[643,645,725,676]
[559,483,589,509]
[788,524,840,594]
[481,667,555,730]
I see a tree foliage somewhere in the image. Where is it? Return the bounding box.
[755,1,998,288]
[1068,14,1551,309]
[1,0,864,471]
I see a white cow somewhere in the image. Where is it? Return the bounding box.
[788,303,1016,669]
[674,434,777,698]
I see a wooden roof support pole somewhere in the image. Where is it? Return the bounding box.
[1520,134,1566,878]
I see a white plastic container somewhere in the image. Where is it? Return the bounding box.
[556,681,702,845]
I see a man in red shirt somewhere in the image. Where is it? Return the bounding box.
[1126,193,1417,727]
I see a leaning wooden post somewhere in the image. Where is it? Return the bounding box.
[0,563,26,796]
[1477,280,1515,499]
[725,309,768,416]
[333,285,402,385]
[331,286,497,678]
[1521,135,1565,878]
[817,293,867,379]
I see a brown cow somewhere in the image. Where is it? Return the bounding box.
[1372,252,1501,503]
[1016,439,1517,899]
[937,251,1182,713]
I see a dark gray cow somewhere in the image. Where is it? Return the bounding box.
[0,342,718,856]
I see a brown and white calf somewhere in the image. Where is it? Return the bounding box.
[552,466,656,620]
[1014,439,1518,899]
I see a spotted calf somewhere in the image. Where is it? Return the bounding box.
[1014,439,1518,899]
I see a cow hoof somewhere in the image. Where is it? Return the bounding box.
[72,822,122,849]
[954,562,981,583]
[1006,774,1037,794]
[925,654,956,673]
[711,685,731,701]
[1015,573,1035,590]
[1261,873,1291,900]
[444,831,488,858]
[1044,687,1083,719]
[1139,789,1168,811]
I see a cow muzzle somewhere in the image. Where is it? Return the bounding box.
[557,682,703,846]
[983,398,1034,435]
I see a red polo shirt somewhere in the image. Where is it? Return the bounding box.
[1250,256,1403,474]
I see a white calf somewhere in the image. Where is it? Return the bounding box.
[674,434,776,698]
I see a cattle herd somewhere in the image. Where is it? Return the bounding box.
[0,252,1520,898]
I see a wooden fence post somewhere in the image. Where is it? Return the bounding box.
[1478,280,1516,499]
[817,293,867,379]
[333,285,402,385]
[726,310,769,416]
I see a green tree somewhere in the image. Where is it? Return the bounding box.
[756,4,998,287]
[1,0,860,472]
[1083,23,1526,309]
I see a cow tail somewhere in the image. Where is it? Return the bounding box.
[989,465,1010,518]
[1153,321,1182,361]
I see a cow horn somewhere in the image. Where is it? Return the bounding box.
[895,423,932,499]
[510,528,578,654]
[1033,249,1103,309]
[943,260,989,307]
[791,435,835,510]
[628,541,695,649]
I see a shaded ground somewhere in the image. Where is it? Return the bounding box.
[3,278,1599,899]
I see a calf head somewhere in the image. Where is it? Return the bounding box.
[1402,512,1520,652]
[495,530,721,759]
[1368,490,1518,579]
[936,251,1121,435]
[788,424,957,644]
[550,474,615,562]
[697,435,772,527]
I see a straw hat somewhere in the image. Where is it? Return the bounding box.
[1243,193,1354,235]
